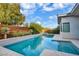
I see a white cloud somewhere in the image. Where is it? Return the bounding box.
[38,3,74,12]
[48,15,57,20]
[49,16,54,19]
[38,3,54,11]
[43,6,54,11]
[42,3,65,12]
[42,15,58,28]
[20,3,36,16]
[38,3,44,7]
[20,3,75,15]
[20,3,36,10]
[38,3,49,7]
[36,21,41,25]
[27,16,42,24]
[53,3,64,9]
[32,16,42,22]
[21,9,35,16]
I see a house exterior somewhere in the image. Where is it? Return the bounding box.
[58,4,79,39]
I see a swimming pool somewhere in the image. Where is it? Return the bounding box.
[4,36,79,56]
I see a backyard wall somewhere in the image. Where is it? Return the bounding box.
[0,25,29,39]
[0,25,29,33]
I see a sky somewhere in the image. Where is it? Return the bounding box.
[20,3,75,29]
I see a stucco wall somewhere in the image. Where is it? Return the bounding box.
[60,16,79,39]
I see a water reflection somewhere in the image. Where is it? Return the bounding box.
[23,36,44,56]
[22,36,59,56]
[42,36,59,50]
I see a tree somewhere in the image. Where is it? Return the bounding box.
[45,26,60,34]
[0,3,25,25]
[52,26,60,34]
[29,23,43,34]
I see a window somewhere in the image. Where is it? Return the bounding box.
[63,22,70,32]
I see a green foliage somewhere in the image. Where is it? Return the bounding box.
[11,31,32,37]
[0,27,9,34]
[0,3,25,25]
[53,26,60,34]
[29,23,43,34]
[11,32,24,37]
[45,26,60,34]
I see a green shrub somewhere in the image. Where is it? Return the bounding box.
[0,27,9,34]
[11,31,32,37]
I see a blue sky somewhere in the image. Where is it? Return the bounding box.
[20,3,75,29]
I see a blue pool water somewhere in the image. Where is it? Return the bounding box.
[4,36,79,56]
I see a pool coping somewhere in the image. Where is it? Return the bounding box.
[0,34,40,46]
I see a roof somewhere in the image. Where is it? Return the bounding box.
[58,3,79,24]
[58,14,79,18]
[58,3,79,17]
[70,3,79,15]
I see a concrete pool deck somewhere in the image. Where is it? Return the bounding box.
[0,34,79,56]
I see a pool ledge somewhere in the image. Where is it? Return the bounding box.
[0,34,40,46]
